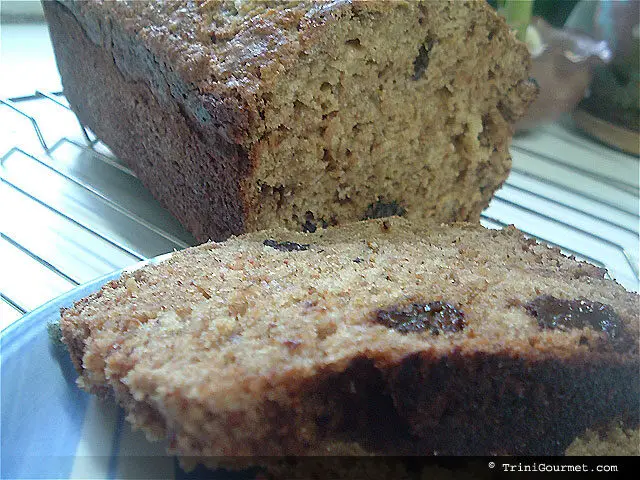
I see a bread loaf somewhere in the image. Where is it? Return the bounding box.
[60,218,639,458]
[44,0,536,241]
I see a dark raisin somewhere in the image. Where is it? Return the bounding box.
[263,239,310,252]
[375,302,466,335]
[363,199,407,220]
[525,295,625,341]
[302,211,317,233]
[412,40,434,81]
[353,257,363,263]
[302,219,317,233]
[301,212,329,233]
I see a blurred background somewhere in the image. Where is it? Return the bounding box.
[1,0,638,330]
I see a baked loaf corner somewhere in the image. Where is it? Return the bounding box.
[44,0,536,241]
[60,218,639,458]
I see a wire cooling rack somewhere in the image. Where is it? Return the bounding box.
[1,91,638,329]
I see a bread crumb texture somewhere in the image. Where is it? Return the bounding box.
[45,0,535,241]
[60,218,639,457]
[567,423,640,456]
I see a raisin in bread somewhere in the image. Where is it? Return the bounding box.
[60,218,639,459]
[43,0,536,242]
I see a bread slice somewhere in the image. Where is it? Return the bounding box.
[60,218,638,457]
[43,0,536,242]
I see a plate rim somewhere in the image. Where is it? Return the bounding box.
[0,252,175,344]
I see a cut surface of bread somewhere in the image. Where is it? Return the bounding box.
[43,0,536,241]
[60,218,639,457]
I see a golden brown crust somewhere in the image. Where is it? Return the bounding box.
[60,218,639,457]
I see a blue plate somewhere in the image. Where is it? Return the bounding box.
[0,259,254,480]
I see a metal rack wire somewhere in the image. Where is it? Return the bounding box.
[1,92,638,328]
